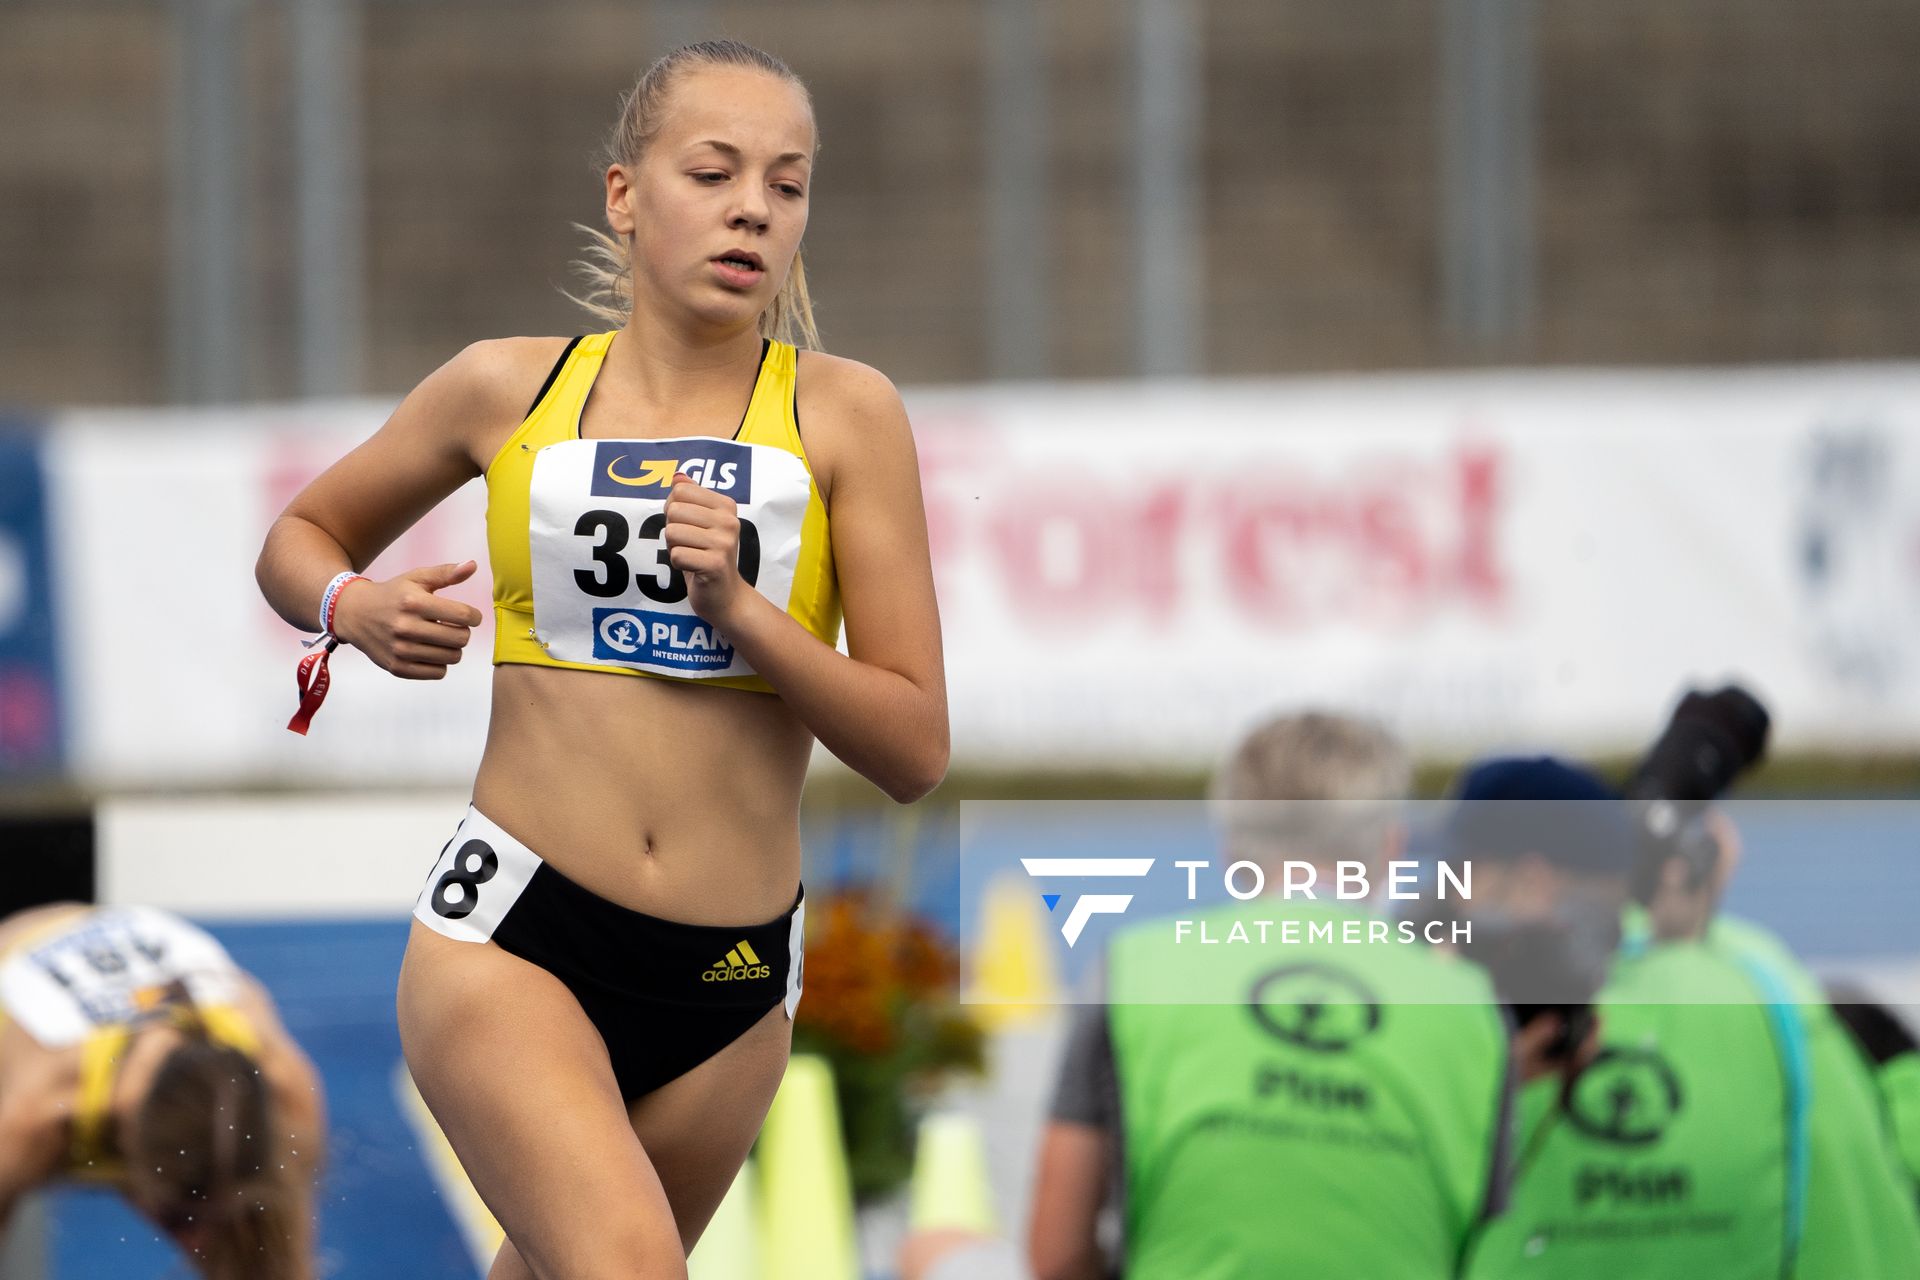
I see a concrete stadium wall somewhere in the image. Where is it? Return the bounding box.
[1,0,1917,403]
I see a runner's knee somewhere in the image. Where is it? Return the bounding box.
[522,1227,689,1280]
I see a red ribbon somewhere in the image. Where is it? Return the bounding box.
[287,638,338,736]
[288,573,366,735]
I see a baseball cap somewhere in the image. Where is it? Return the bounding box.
[1437,755,1634,876]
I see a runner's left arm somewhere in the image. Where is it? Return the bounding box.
[669,357,948,803]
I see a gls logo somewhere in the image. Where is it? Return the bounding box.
[1020,857,1155,947]
[590,439,755,501]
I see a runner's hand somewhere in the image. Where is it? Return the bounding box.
[330,560,484,680]
[664,475,749,624]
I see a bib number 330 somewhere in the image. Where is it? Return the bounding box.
[572,508,761,601]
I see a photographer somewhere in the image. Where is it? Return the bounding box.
[1630,809,1920,1277]
[1454,754,1818,1278]
[1629,688,1920,1274]
[1438,756,1636,1067]
[1463,690,1920,1278]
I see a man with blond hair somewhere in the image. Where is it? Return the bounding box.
[1024,710,1519,1280]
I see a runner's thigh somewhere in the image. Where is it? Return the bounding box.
[628,998,794,1251]
[398,920,687,1280]
[487,1238,537,1280]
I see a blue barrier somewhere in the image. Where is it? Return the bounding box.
[0,421,65,778]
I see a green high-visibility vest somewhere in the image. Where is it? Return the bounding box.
[1704,916,1920,1277]
[1467,921,1920,1280]
[1464,941,1795,1279]
[1107,900,1510,1280]
[1883,1054,1920,1192]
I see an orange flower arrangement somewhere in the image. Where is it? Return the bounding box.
[788,886,986,1201]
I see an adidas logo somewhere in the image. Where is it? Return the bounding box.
[703,939,772,982]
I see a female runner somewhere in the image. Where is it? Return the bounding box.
[0,902,324,1278]
[256,39,947,1280]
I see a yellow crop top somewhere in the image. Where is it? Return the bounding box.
[68,1004,263,1183]
[485,331,841,694]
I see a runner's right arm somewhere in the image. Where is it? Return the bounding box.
[255,339,555,677]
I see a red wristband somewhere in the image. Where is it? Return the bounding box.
[288,572,368,735]
[319,571,368,635]
[287,639,338,736]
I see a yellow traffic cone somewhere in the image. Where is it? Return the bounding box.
[968,869,1064,1029]
[757,1054,859,1280]
[908,1111,997,1236]
[688,1156,760,1280]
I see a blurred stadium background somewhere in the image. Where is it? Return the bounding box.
[1,1,1918,1276]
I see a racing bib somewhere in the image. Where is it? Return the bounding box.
[0,908,242,1048]
[528,436,810,679]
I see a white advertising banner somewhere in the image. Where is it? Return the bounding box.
[914,367,1920,765]
[46,365,1920,783]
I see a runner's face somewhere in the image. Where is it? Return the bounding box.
[616,66,814,333]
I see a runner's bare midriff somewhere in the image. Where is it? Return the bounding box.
[473,662,812,927]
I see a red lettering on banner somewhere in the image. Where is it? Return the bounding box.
[912,410,994,567]
[1222,484,1314,621]
[1135,487,1184,616]
[1453,444,1506,608]
[938,439,1509,629]
[989,494,1113,617]
[1359,483,1430,602]
[984,485,1188,622]
[1221,446,1508,625]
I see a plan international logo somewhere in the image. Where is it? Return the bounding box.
[1020,857,1156,946]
